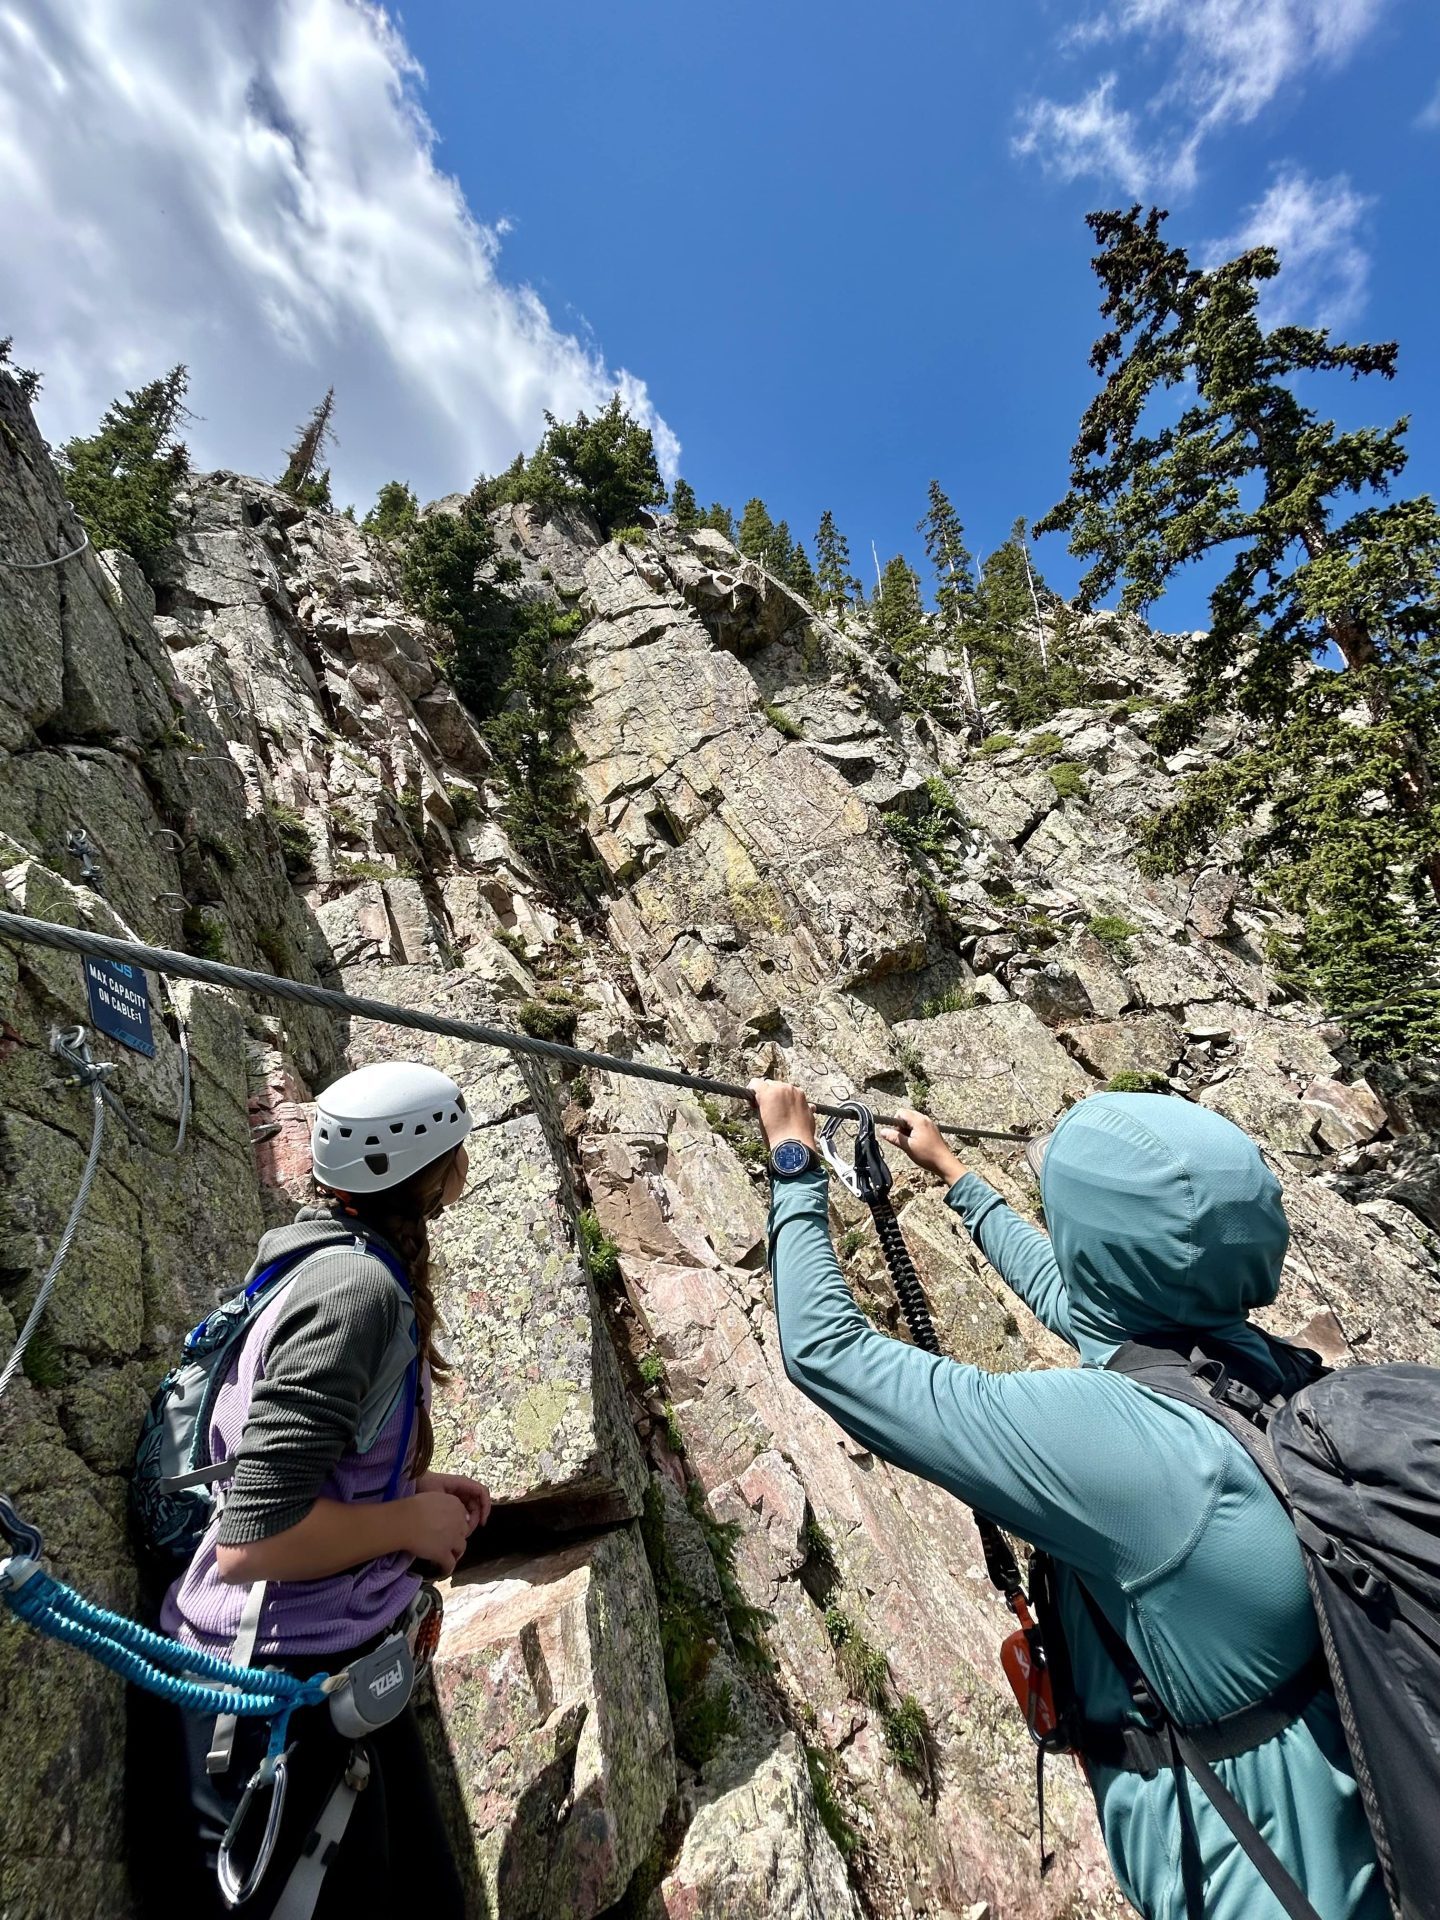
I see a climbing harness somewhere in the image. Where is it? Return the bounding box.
[0,910,1042,1145]
[817,1102,1067,1864]
[0,1488,440,1913]
[213,1585,441,1914]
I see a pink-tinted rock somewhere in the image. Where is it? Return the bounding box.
[1302,1076,1390,1150]
[424,1528,673,1919]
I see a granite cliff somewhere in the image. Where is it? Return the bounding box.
[2,369,1436,1919]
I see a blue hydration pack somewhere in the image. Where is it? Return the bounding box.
[130,1226,417,1564]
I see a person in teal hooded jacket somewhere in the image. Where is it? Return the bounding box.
[752,1081,1385,1920]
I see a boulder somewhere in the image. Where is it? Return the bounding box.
[1198,1069,1320,1155]
[425,1527,674,1919]
[893,1003,1096,1134]
[1062,1013,1184,1082]
[1302,1076,1390,1150]
[1009,963,1094,1027]
[657,1736,862,1920]
[1186,869,1238,938]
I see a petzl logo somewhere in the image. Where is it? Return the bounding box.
[370,1660,405,1700]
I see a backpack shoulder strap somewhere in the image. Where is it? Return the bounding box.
[1105,1338,1297,1504]
[1072,1578,1326,1920]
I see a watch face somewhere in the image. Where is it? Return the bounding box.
[771,1139,812,1177]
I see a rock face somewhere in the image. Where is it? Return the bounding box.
[1,369,1437,1920]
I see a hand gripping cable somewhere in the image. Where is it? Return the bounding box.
[815,1106,1064,1793]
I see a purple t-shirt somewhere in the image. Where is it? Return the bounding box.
[162,1276,423,1658]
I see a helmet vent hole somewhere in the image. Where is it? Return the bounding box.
[363,1153,389,1177]
[456,1093,467,1112]
[365,1134,380,1146]
[414,1123,428,1134]
[433,1111,443,1122]
[339,1127,352,1138]
[389,1121,404,1134]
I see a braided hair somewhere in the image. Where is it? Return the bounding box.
[314,1146,457,1479]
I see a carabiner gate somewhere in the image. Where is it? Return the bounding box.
[216,1746,292,1909]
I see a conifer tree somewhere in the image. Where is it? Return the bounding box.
[59,364,191,581]
[399,488,509,714]
[814,510,861,612]
[788,535,818,603]
[279,388,337,508]
[1041,206,1440,1054]
[918,482,981,728]
[362,480,419,544]
[870,554,924,647]
[873,551,945,714]
[964,518,1089,726]
[699,501,736,541]
[537,394,666,533]
[738,497,784,572]
[670,478,700,529]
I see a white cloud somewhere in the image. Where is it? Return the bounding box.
[0,0,679,508]
[1018,0,1388,193]
[1014,74,1199,195]
[1207,166,1374,328]
[1418,78,1440,129]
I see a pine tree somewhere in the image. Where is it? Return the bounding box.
[536,394,666,534]
[738,497,783,572]
[279,388,337,508]
[671,478,700,529]
[788,536,817,603]
[870,555,926,649]
[1040,205,1440,1055]
[399,489,509,715]
[870,552,937,713]
[482,602,600,904]
[918,482,980,727]
[699,501,736,541]
[59,365,191,581]
[963,518,1089,726]
[362,480,419,544]
[814,510,861,612]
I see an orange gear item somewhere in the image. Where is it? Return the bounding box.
[1001,1623,1062,1744]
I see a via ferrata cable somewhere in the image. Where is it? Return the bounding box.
[0,910,1042,1145]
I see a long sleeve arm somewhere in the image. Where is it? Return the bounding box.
[218,1262,399,1544]
[944,1172,1075,1347]
[768,1171,1191,1576]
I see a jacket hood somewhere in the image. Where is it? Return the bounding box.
[1041,1094,1289,1366]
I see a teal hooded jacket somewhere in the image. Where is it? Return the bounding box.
[770,1093,1384,1920]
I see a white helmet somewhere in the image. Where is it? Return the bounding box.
[311,1062,472,1194]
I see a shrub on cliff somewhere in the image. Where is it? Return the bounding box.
[58,364,191,582]
[362,480,419,544]
[0,336,40,403]
[476,395,666,536]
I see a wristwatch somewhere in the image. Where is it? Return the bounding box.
[769,1138,817,1178]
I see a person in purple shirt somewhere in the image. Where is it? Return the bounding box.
[135,1061,489,1920]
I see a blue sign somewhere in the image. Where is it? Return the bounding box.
[84,957,155,1057]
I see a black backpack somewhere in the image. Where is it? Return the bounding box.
[1045,1336,1440,1920]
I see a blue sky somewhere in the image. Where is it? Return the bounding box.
[5,1,1440,629]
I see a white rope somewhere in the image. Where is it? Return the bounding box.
[0,507,90,571]
[0,1033,107,1401]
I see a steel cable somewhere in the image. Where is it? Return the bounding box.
[0,910,1040,1144]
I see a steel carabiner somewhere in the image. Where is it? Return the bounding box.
[216,1745,293,1909]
